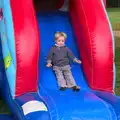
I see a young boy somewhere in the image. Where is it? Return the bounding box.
[46,32,81,91]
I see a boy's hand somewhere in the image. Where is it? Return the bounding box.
[46,63,52,67]
[75,60,82,64]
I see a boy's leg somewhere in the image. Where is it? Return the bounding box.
[62,65,76,88]
[53,66,67,88]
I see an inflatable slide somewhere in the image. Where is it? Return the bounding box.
[0,0,120,120]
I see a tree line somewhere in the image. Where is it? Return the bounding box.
[107,0,120,7]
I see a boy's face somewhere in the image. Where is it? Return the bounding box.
[56,36,65,46]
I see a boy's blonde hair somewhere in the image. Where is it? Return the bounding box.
[55,32,67,40]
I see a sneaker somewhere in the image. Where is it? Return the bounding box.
[59,87,66,91]
[71,86,80,92]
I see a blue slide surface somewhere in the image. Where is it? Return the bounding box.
[37,11,117,120]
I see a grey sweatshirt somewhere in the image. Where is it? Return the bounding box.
[47,45,77,67]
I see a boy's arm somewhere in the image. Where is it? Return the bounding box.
[66,47,78,62]
[47,47,54,63]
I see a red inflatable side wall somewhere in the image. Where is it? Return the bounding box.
[10,0,40,97]
[69,0,114,92]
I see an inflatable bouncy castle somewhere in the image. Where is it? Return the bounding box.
[0,0,120,120]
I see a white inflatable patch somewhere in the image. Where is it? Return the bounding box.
[22,100,48,115]
[59,0,69,11]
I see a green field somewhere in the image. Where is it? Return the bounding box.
[107,8,120,95]
[107,8,120,30]
[0,8,120,114]
[115,36,120,95]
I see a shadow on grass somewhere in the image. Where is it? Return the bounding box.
[0,100,10,114]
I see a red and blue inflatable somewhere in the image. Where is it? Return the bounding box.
[0,0,120,120]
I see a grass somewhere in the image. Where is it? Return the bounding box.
[106,8,120,96]
[107,8,120,30]
[107,8,120,23]
[115,36,120,96]
[0,99,10,114]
